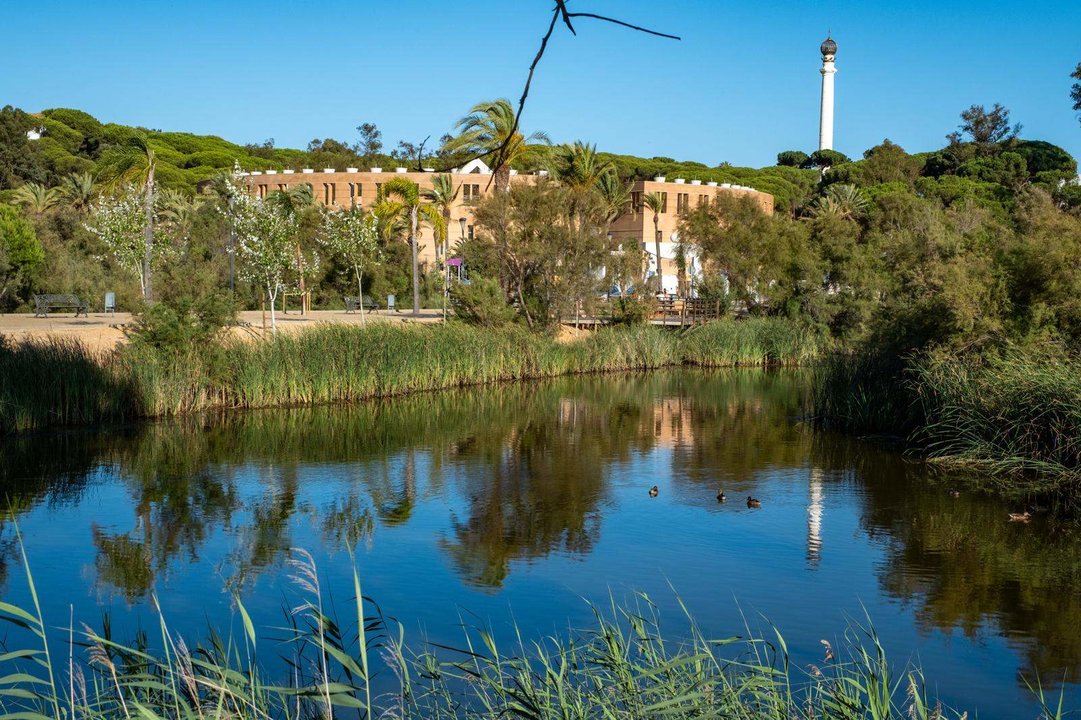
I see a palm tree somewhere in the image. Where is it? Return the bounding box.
[550,141,614,194]
[106,137,157,301]
[807,184,869,221]
[596,172,631,235]
[60,172,96,214]
[157,188,203,228]
[377,178,446,316]
[422,174,459,259]
[441,99,550,192]
[642,192,666,294]
[269,183,315,216]
[11,183,61,215]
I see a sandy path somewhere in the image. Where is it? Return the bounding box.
[0,309,444,353]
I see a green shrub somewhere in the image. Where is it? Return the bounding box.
[608,294,654,325]
[123,293,237,354]
[449,277,515,327]
[40,108,104,139]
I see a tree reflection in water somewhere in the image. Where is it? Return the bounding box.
[1,370,1080,690]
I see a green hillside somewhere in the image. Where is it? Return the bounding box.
[1,106,824,212]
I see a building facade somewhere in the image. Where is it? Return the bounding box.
[609,177,774,294]
[240,161,774,295]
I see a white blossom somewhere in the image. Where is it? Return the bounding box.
[231,191,298,334]
[318,206,382,315]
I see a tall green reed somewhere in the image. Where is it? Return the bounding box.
[0,318,820,434]
[0,536,1016,720]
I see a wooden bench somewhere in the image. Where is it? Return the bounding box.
[33,293,89,318]
[344,295,379,313]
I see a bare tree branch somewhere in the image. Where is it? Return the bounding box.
[565,12,681,40]
[480,0,680,188]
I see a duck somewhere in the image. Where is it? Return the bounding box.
[1008,511,1032,523]
[648,485,659,498]
[716,489,727,503]
[949,489,961,498]
[746,496,761,508]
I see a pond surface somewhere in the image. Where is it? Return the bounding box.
[2,370,1080,717]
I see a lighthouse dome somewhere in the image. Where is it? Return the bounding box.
[820,36,837,56]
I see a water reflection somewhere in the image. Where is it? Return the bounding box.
[1,370,1080,700]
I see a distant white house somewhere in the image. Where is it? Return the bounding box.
[26,127,44,141]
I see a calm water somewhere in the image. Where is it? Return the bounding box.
[2,370,1079,716]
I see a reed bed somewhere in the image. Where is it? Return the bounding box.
[810,349,919,437]
[2,543,1048,720]
[681,316,823,368]
[0,318,816,434]
[913,346,1081,490]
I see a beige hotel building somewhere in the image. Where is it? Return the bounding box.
[241,159,773,294]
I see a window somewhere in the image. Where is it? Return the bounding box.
[631,191,642,213]
[323,183,331,205]
[676,193,692,213]
[697,194,707,207]
[258,184,268,198]
[467,224,474,240]
[462,183,481,205]
[376,182,382,197]
[278,183,287,192]
[348,183,356,206]
[660,192,668,213]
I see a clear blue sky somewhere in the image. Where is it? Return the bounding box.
[4,0,1080,167]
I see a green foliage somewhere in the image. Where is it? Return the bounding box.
[449,276,515,327]
[123,293,237,354]
[607,293,654,325]
[776,149,809,167]
[1011,139,1077,177]
[948,102,1021,147]
[472,180,609,329]
[805,148,851,168]
[0,204,44,268]
[0,203,44,307]
[0,106,46,189]
[959,150,1028,187]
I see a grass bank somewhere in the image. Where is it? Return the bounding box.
[1,547,1059,720]
[813,342,1081,494]
[0,318,820,434]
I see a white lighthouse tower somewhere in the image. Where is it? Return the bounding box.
[818,35,838,151]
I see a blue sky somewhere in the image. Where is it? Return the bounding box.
[4,0,1080,167]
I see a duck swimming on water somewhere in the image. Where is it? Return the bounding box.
[648,485,659,498]
[746,496,761,508]
[716,489,727,503]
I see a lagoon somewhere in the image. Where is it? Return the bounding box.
[2,370,1078,717]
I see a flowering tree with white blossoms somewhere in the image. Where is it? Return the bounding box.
[231,191,298,335]
[318,205,382,321]
[85,186,169,299]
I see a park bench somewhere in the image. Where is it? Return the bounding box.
[33,293,89,318]
[344,295,379,313]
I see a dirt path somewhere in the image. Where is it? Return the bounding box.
[0,309,445,353]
